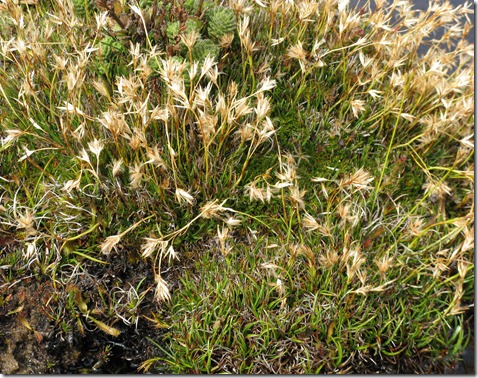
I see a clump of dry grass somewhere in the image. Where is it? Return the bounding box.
[0,0,473,374]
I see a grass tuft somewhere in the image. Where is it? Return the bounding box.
[0,0,473,373]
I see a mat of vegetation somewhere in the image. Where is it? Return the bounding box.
[0,0,474,374]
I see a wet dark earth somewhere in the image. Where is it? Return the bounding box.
[0,248,169,374]
[0,303,164,374]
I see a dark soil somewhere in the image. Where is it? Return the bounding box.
[0,245,169,374]
[0,290,165,374]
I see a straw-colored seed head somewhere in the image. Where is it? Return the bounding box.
[217,225,231,256]
[20,72,37,97]
[345,248,365,282]
[375,255,393,277]
[339,168,374,190]
[77,149,90,165]
[227,81,238,98]
[98,110,129,139]
[232,97,253,120]
[175,188,195,206]
[238,122,254,142]
[276,161,298,183]
[255,117,276,145]
[154,275,171,302]
[296,0,319,21]
[273,278,286,297]
[23,241,37,260]
[197,111,217,143]
[88,138,104,158]
[128,128,147,150]
[286,41,308,72]
[129,162,143,189]
[337,202,357,225]
[181,30,199,50]
[220,33,234,49]
[100,234,121,255]
[63,177,81,194]
[350,99,365,118]
[92,80,110,98]
[146,146,166,168]
[289,186,306,208]
[1,129,25,146]
[225,216,241,227]
[244,182,272,203]
[112,159,124,177]
[422,179,452,203]
[141,237,167,259]
[229,0,253,14]
[406,217,425,237]
[165,245,178,263]
[431,257,449,279]
[16,210,36,235]
[254,92,271,120]
[303,212,320,231]
[460,225,474,253]
[200,200,228,219]
[318,248,340,268]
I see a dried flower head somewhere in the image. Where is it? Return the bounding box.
[244,182,272,203]
[100,234,121,255]
[286,41,308,72]
[422,179,452,203]
[200,200,228,219]
[406,217,425,237]
[337,202,358,225]
[98,110,129,139]
[112,159,124,177]
[256,117,276,145]
[289,186,306,208]
[297,0,319,22]
[175,188,195,206]
[273,278,286,297]
[141,237,167,259]
[303,212,320,231]
[165,244,179,263]
[16,209,36,235]
[220,33,234,49]
[1,129,25,145]
[24,240,37,260]
[217,225,232,256]
[350,99,366,118]
[254,92,271,120]
[375,255,394,277]
[339,168,374,191]
[225,216,241,227]
[154,275,171,302]
[345,248,365,282]
[129,162,143,189]
[88,138,104,158]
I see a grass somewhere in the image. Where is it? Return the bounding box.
[0,0,474,374]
